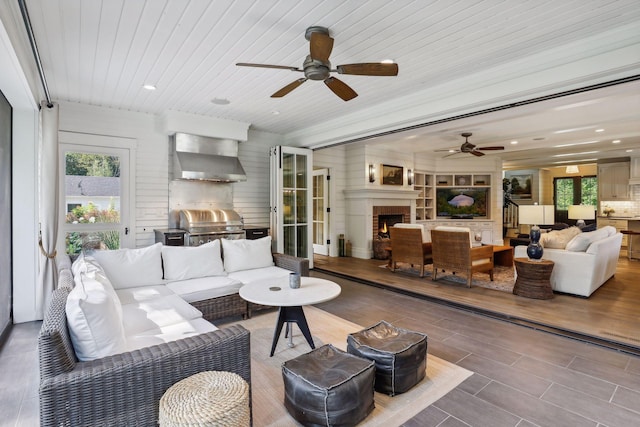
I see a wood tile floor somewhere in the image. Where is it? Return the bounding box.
[2,272,639,426]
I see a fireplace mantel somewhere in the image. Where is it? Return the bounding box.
[344,188,421,200]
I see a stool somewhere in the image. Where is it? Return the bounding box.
[282,344,375,426]
[347,320,428,396]
[159,371,250,427]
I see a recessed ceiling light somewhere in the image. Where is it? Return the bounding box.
[510,140,518,145]
[405,135,417,139]
[211,98,230,105]
[381,59,395,64]
[143,84,157,91]
[552,151,599,157]
[554,140,599,148]
[626,149,633,152]
[612,140,621,144]
[448,149,456,153]
[271,110,280,115]
[595,128,605,132]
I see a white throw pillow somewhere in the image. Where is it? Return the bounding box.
[221,236,274,273]
[91,243,163,289]
[540,226,581,249]
[161,240,225,281]
[565,226,614,252]
[66,271,127,361]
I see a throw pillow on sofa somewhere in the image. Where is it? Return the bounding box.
[66,267,127,361]
[91,243,163,289]
[540,226,581,249]
[221,236,274,272]
[161,240,225,281]
[565,226,614,252]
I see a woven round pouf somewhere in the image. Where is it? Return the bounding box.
[159,371,250,427]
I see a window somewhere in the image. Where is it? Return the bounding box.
[554,175,597,223]
[59,132,134,255]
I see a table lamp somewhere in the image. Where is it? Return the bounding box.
[519,204,554,260]
[568,205,595,228]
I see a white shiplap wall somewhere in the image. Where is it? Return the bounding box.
[58,101,169,248]
[58,102,281,248]
[314,144,347,257]
[233,129,281,227]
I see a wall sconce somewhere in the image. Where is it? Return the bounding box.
[407,169,413,186]
[368,164,375,183]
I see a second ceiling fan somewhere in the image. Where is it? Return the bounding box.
[236,26,398,101]
[436,133,505,157]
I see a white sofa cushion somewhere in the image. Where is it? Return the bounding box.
[393,223,430,242]
[161,240,225,281]
[120,294,203,336]
[91,243,163,289]
[115,285,175,305]
[125,318,218,352]
[565,226,615,252]
[66,268,127,361]
[166,276,244,303]
[222,236,274,273]
[227,265,292,285]
[434,226,472,247]
[540,226,581,249]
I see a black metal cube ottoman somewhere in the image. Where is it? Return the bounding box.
[347,320,428,396]
[282,344,375,426]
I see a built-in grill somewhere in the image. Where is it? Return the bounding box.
[179,209,245,246]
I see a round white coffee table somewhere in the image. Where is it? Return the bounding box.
[239,277,341,356]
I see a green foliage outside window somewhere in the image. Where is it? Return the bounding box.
[65,202,120,254]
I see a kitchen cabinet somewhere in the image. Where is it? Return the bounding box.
[597,217,628,246]
[598,162,630,200]
[630,157,640,185]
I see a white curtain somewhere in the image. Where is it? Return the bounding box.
[36,101,59,317]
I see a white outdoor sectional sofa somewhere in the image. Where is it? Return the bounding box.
[38,236,308,426]
[514,225,622,297]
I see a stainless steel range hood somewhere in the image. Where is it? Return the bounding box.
[172,133,247,182]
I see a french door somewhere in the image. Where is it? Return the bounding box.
[313,169,330,256]
[270,146,313,268]
[553,175,597,224]
[59,132,134,254]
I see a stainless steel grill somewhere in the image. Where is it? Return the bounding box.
[178,209,245,246]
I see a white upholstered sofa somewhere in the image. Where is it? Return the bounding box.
[514,226,622,297]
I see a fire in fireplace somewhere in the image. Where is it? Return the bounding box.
[378,214,404,238]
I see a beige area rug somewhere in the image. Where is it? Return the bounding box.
[381,263,516,292]
[230,307,473,427]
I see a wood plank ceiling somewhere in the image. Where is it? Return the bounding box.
[21,0,640,167]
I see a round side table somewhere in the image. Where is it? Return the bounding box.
[513,258,554,299]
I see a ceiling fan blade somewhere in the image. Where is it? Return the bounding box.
[324,77,358,101]
[310,32,334,62]
[236,62,300,71]
[478,146,505,151]
[442,151,463,158]
[337,63,399,76]
[271,78,307,98]
[471,150,485,157]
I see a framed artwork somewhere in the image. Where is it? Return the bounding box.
[381,164,404,185]
[509,174,533,199]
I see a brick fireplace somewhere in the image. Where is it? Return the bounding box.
[372,206,410,239]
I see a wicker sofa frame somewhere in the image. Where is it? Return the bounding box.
[39,286,252,426]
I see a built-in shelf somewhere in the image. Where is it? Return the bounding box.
[415,172,492,221]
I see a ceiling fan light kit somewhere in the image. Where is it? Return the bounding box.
[236,26,399,101]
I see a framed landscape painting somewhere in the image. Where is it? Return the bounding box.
[382,164,403,185]
[510,174,533,199]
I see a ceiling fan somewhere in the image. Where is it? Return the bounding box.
[436,133,505,157]
[236,26,399,101]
